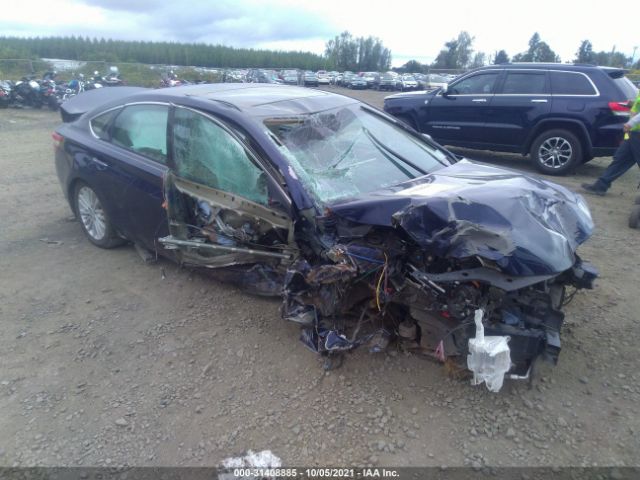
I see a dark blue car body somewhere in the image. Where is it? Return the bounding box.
[53,84,597,381]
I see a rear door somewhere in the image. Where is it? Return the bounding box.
[425,70,502,144]
[104,103,170,249]
[485,70,551,147]
[77,103,169,247]
[159,106,295,268]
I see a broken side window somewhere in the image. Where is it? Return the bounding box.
[172,107,268,206]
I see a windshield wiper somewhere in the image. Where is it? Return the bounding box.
[360,105,454,165]
[329,129,362,169]
[362,127,427,176]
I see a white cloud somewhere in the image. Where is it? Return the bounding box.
[2,0,637,67]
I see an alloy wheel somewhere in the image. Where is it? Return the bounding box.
[538,137,573,169]
[77,186,107,241]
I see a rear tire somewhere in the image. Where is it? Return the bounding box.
[74,182,125,249]
[530,129,582,175]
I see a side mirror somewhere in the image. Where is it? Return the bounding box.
[441,84,449,95]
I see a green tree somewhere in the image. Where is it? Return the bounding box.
[575,40,595,64]
[0,35,329,70]
[493,50,510,64]
[592,46,629,67]
[432,31,474,69]
[512,33,560,62]
[324,31,391,71]
[402,59,424,73]
[469,52,486,68]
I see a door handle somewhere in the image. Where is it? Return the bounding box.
[531,99,548,103]
[472,98,487,103]
[91,157,108,170]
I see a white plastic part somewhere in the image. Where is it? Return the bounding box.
[467,309,511,392]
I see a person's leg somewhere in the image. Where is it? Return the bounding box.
[627,131,640,165]
[582,139,636,194]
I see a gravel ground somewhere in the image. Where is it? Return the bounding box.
[0,88,639,469]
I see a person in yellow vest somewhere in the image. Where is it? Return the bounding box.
[582,93,640,195]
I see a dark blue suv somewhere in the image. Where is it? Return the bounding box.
[383,63,638,174]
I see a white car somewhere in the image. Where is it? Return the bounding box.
[399,74,418,91]
[317,73,331,85]
[423,74,449,90]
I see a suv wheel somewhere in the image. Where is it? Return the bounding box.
[530,129,582,175]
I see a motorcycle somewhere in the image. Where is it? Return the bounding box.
[159,70,188,88]
[10,76,43,108]
[0,80,12,108]
[84,72,104,91]
[39,72,61,110]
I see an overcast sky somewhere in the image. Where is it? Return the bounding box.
[2,0,637,67]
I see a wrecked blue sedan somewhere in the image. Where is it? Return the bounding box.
[54,84,597,391]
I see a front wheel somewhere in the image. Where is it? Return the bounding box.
[74,183,125,248]
[530,129,582,175]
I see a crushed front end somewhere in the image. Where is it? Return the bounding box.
[259,106,597,391]
[281,161,598,390]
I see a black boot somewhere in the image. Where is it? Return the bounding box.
[581,182,607,196]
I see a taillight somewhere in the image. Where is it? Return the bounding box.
[609,101,632,116]
[52,132,64,149]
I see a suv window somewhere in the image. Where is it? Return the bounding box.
[550,72,596,95]
[613,76,638,99]
[501,72,548,94]
[172,107,268,205]
[111,104,168,163]
[449,72,500,95]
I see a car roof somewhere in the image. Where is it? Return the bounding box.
[474,63,626,73]
[120,83,358,117]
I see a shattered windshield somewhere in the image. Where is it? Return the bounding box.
[264,105,451,204]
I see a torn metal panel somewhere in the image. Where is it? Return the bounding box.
[163,172,295,269]
[329,160,594,276]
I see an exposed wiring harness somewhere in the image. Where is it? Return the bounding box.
[376,252,389,311]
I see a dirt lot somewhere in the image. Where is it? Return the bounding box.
[1,87,639,469]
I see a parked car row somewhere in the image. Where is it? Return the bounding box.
[218,68,459,91]
[330,71,459,91]
[223,68,323,87]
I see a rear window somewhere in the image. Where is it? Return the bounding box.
[502,72,547,94]
[550,72,597,95]
[90,109,120,140]
[111,104,169,163]
[613,76,638,100]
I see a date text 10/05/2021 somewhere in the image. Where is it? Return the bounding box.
[230,467,400,478]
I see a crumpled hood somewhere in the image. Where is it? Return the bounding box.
[328,160,594,276]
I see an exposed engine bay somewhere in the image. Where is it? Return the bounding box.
[160,169,597,392]
[283,213,595,385]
